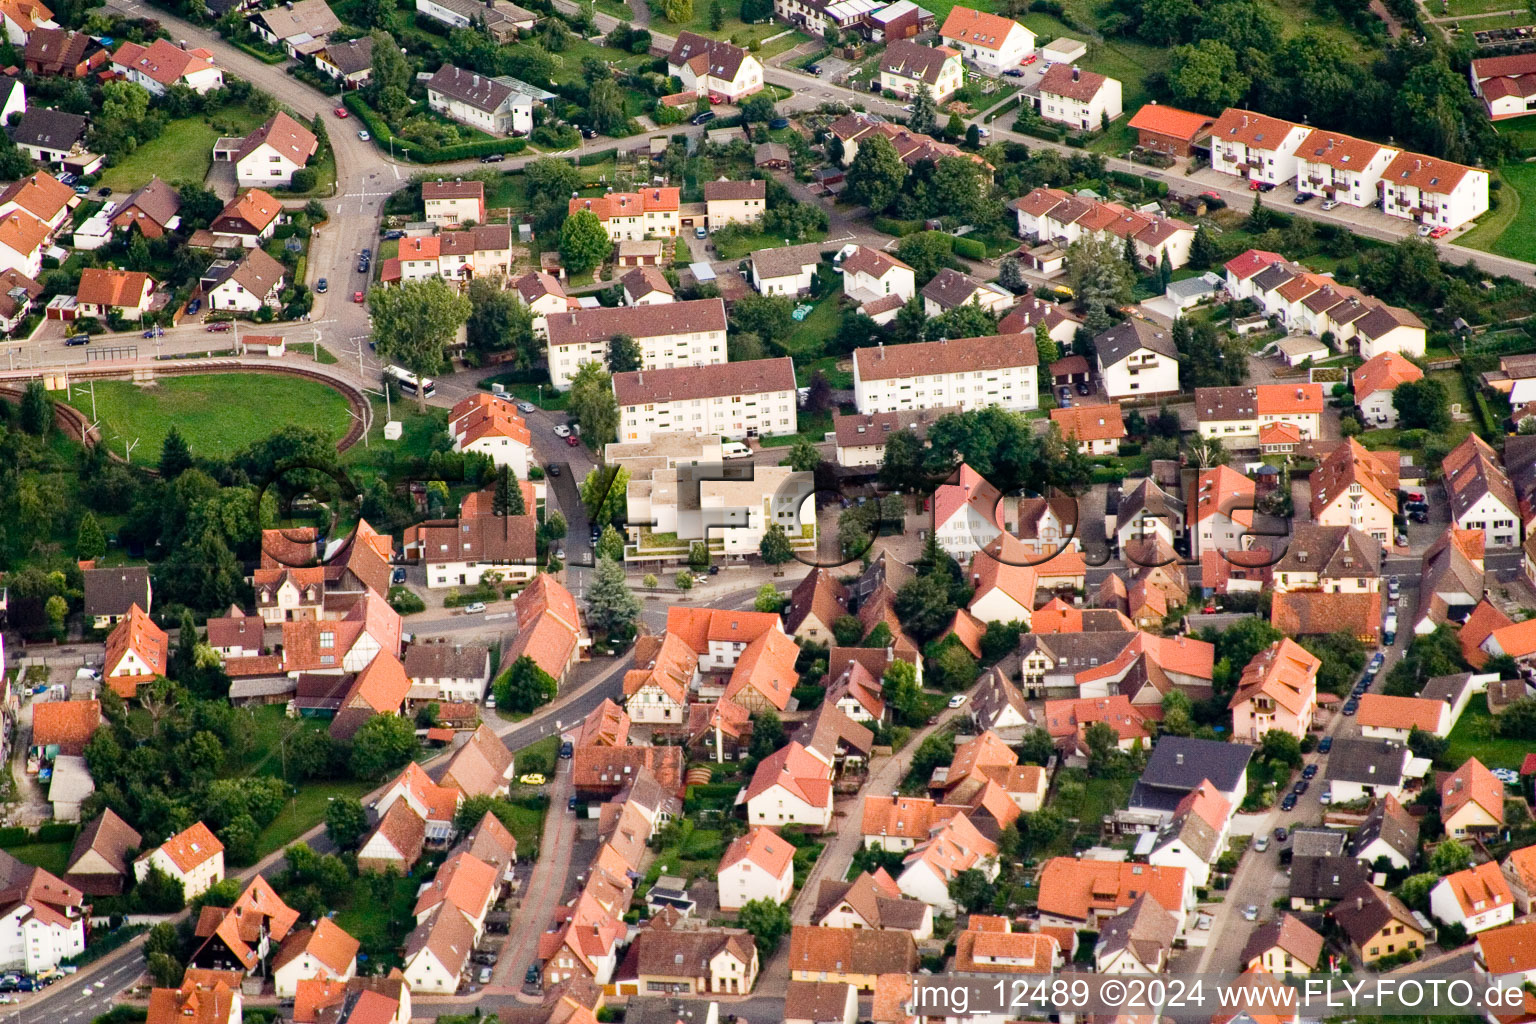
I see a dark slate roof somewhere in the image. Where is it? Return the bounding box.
[1323,738,1408,788]
[82,566,150,619]
[1289,855,1372,902]
[9,108,88,150]
[1132,737,1251,805]
[1094,318,1177,368]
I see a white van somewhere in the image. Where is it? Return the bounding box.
[722,441,752,460]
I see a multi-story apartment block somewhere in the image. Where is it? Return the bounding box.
[1293,129,1398,208]
[546,298,727,389]
[1207,108,1311,187]
[614,357,798,443]
[852,334,1039,415]
[568,188,681,242]
[1194,383,1323,447]
[1380,152,1489,232]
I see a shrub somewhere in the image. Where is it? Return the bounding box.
[288,167,318,192]
[952,236,986,260]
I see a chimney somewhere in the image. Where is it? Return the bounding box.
[1175,753,1184,765]
[1072,66,1080,81]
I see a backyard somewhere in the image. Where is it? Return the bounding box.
[98,101,273,193]
[55,374,353,467]
[1440,701,1530,770]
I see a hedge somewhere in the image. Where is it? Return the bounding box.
[872,215,925,237]
[684,783,740,811]
[342,94,530,163]
[1109,169,1170,197]
[0,827,27,846]
[36,822,77,843]
[953,236,986,260]
[579,147,618,166]
[1013,119,1064,142]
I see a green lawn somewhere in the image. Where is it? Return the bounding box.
[1438,0,1524,16]
[666,0,807,50]
[1458,163,1536,261]
[98,104,270,192]
[783,285,843,356]
[332,870,419,964]
[3,841,71,876]
[342,396,449,479]
[1441,700,1530,770]
[1044,769,1134,856]
[55,375,352,467]
[796,355,851,389]
[763,408,833,448]
[714,229,829,261]
[1448,8,1535,26]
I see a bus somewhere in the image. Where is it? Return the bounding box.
[386,365,436,398]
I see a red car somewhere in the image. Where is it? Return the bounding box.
[1200,191,1221,201]
[206,321,231,332]
[708,94,723,105]
[334,107,349,118]
[1430,226,1450,239]
[565,434,580,446]
[353,291,365,303]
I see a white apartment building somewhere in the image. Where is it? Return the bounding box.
[1380,153,1489,232]
[1294,129,1398,208]
[1207,108,1312,187]
[614,356,797,444]
[939,6,1035,73]
[852,334,1039,415]
[1036,64,1122,130]
[1095,319,1180,400]
[546,298,727,389]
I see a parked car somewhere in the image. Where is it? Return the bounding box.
[553,424,571,437]
[1242,905,1259,921]
[97,186,112,197]
[1302,763,1318,779]
[316,278,328,293]
[1293,192,1314,204]
[478,968,493,985]
[1274,827,1288,842]
[1417,224,1434,236]
[65,334,90,346]
[480,154,505,163]
[1293,780,1309,795]
[391,567,406,585]
[1388,575,1400,599]
[206,321,232,332]
[142,326,163,338]
[1076,381,1090,395]
[1408,509,1428,523]
[73,185,90,196]
[1318,736,1332,753]
[1321,198,1340,211]
[1280,792,1298,811]
[579,127,598,138]
[353,291,365,303]
[947,694,968,708]
[1003,68,1024,77]
[546,463,560,477]
[559,741,574,758]
[1430,226,1450,239]
[568,795,580,810]
[516,400,535,413]
[695,226,708,239]
[691,111,715,125]
[383,229,406,240]
[1342,698,1358,715]
[464,602,487,614]
[519,773,546,785]
[566,434,579,446]
[1253,836,1269,852]
[187,299,202,315]
[358,130,371,141]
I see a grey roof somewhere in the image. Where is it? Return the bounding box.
[972,665,1029,732]
[625,999,717,1024]
[9,108,87,150]
[1130,738,1252,812]
[320,35,372,74]
[426,63,522,113]
[1289,855,1371,902]
[1419,672,1473,706]
[921,267,986,310]
[1323,738,1408,788]
[1095,318,1177,367]
[1288,826,1347,857]
[1194,385,1257,423]
[1166,272,1222,302]
[253,0,340,40]
[1120,477,1185,526]
[1347,797,1419,864]
[82,566,150,619]
[751,242,823,282]
[880,39,953,86]
[1096,892,1175,967]
[1504,433,1536,503]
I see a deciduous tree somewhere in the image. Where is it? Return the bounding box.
[559,209,611,276]
[367,279,472,411]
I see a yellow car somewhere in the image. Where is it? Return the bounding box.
[518,773,547,786]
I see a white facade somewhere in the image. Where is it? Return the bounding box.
[402,947,458,995]
[1453,491,1520,549]
[134,847,224,900]
[548,304,727,390]
[618,387,796,444]
[0,905,85,973]
[1294,137,1398,209]
[235,145,305,189]
[1208,115,1311,187]
[274,946,356,998]
[1039,73,1122,130]
[1431,878,1515,935]
[1098,346,1180,401]
[1381,162,1489,232]
[718,856,794,912]
[853,344,1039,415]
[940,12,1034,73]
[746,784,832,829]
